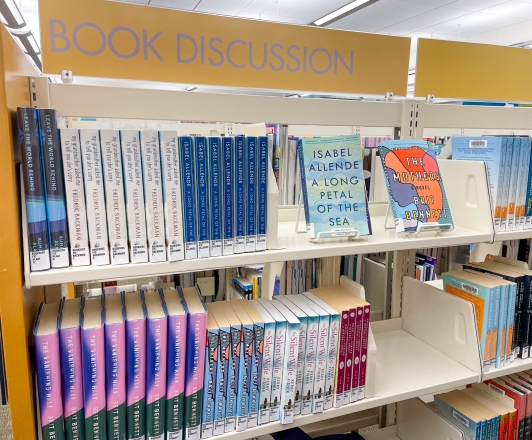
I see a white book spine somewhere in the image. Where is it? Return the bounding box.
[259,321,275,425]
[270,321,286,422]
[60,129,90,266]
[120,131,148,263]
[100,130,129,265]
[325,312,340,410]
[312,315,328,414]
[160,131,185,262]
[301,316,318,415]
[79,129,109,266]
[293,316,307,416]
[141,131,166,262]
[280,322,299,424]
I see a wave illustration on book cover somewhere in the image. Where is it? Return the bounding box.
[298,135,372,238]
[378,141,454,233]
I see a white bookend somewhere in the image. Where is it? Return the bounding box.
[60,129,90,266]
[100,129,129,265]
[79,129,110,266]
[141,130,166,263]
[159,131,185,262]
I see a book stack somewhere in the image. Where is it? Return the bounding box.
[17,108,270,272]
[415,252,437,281]
[452,136,532,232]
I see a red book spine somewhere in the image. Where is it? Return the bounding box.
[351,306,363,403]
[344,308,355,406]
[335,310,349,407]
[358,304,371,400]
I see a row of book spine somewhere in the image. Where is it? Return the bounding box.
[442,257,532,373]
[18,107,269,271]
[34,285,370,440]
[452,136,532,232]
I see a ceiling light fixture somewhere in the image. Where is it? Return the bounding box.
[184,86,197,91]
[313,0,376,26]
[0,0,25,29]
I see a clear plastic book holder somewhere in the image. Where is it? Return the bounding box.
[384,204,454,235]
[295,194,361,241]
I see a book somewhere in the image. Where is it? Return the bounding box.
[79,129,110,266]
[501,138,514,232]
[234,136,246,254]
[159,131,185,262]
[516,139,532,230]
[144,291,168,440]
[101,129,129,265]
[60,129,90,267]
[525,139,532,229]
[248,301,275,426]
[201,311,219,439]
[256,299,286,422]
[162,290,187,440]
[257,136,268,251]
[104,293,126,440]
[245,137,257,252]
[38,109,69,268]
[140,130,166,263]
[180,286,208,440]
[81,296,106,440]
[487,378,526,440]
[194,136,210,259]
[508,138,523,231]
[18,107,51,271]
[378,140,453,233]
[207,137,222,257]
[451,137,508,232]
[35,302,65,440]
[124,291,147,440]
[298,135,371,239]
[222,137,234,256]
[180,137,198,260]
[59,298,85,440]
[120,130,149,264]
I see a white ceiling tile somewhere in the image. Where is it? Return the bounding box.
[449,0,509,11]
[476,0,532,18]
[326,0,406,26]
[378,6,469,31]
[377,1,439,18]
[406,0,457,5]
[421,11,525,35]
[281,0,355,21]
[148,0,197,8]
[194,5,239,15]
[241,0,299,16]
[277,15,315,24]
[196,0,251,9]
[327,22,381,32]
[354,12,406,27]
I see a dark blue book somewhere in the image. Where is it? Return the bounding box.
[208,137,222,257]
[257,136,268,251]
[235,136,246,254]
[18,107,51,271]
[195,136,210,259]
[180,136,197,260]
[222,137,234,256]
[245,137,257,253]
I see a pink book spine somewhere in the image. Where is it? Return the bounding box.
[358,305,371,400]
[344,308,355,406]
[335,310,349,407]
[351,307,363,403]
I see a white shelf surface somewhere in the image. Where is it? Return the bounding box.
[494,230,532,241]
[27,214,492,287]
[209,321,478,440]
[483,356,532,380]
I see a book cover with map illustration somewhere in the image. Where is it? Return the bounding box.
[298,135,371,239]
[378,140,454,233]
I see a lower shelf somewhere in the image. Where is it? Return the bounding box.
[211,318,478,440]
[483,355,532,380]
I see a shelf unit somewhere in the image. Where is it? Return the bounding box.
[5,53,532,440]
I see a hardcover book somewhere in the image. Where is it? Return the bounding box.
[180,137,198,260]
[79,129,110,266]
[378,140,454,233]
[257,136,268,251]
[234,136,246,253]
[208,137,223,257]
[162,289,187,440]
[59,298,85,440]
[160,131,185,262]
[35,302,65,440]
[18,107,51,271]
[144,291,168,440]
[104,293,126,440]
[298,135,371,239]
[120,130,149,264]
[516,139,531,230]
[60,129,90,267]
[245,137,257,252]
[222,137,235,256]
[201,312,219,439]
[81,296,106,440]
[38,109,69,268]
[141,130,166,263]
[101,130,129,265]
[507,138,522,231]
[195,137,210,259]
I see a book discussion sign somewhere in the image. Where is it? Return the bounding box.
[38,0,410,95]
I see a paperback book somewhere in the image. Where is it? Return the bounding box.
[298,135,371,239]
[378,140,454,233]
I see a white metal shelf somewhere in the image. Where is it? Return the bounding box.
[482,356,532,380]
[494,230,532,241]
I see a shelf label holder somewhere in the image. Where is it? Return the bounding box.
[384,204,454,235]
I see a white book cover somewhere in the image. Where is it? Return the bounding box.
[120,130,148,263]
[100,130,129,265]
[60,129,90,266]
[79,129,109,266]
[159,131,185,262]
[256,299,286,423]
[141,130,166,262]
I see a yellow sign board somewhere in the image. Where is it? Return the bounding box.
[415,38,532,102]
[39,0,410,95]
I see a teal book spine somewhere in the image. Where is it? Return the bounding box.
[508,138,522,231]
[497,285,509,368]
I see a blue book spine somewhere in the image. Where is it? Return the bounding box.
[209,137,222,257]
[195,136,210,259]
[222,137,234,256]
[234,136,246,254]
[180,136,198,260]
[525,138,532,229]
[245,137,257,252]
[18,107,51,271]
[257,136,268,251]
[38,109,69,268]
[297,139,311,226]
